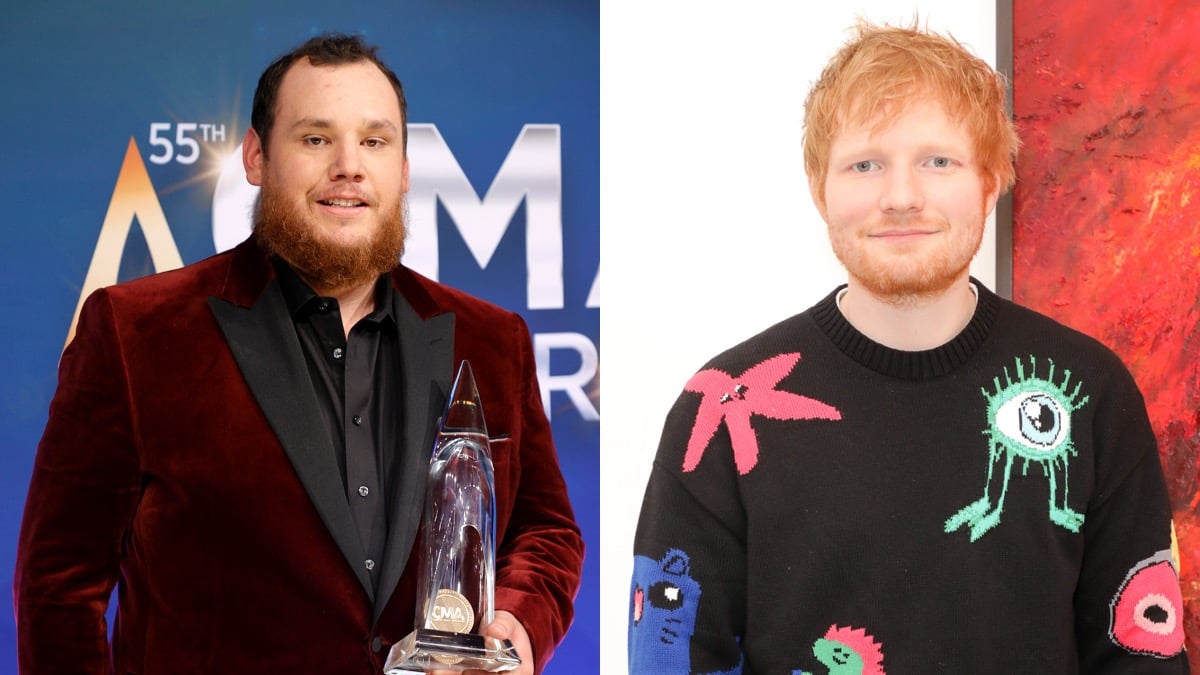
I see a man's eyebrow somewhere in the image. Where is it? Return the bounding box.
[362,119,399,133]
[288,118,398,133]
[831,141,968,158]
[289,117,333,131]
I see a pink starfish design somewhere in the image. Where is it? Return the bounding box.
[683,352,841,475]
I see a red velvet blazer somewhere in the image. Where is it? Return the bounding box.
[14,238,584,674]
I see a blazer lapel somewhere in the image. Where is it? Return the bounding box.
[208,282,374,601]
[373,290,455,622]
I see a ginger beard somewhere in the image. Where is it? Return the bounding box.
[253,181,407,293]
[827,212,984,302]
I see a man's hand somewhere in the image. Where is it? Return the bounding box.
[429,610,533,675]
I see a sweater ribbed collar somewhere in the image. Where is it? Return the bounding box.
[811,278,1001,380]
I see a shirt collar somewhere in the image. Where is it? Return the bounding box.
[271,257,397,327]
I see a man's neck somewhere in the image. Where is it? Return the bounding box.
[837,277,978,351]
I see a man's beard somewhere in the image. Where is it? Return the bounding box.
[253,183,407,293]
[829,217,983,304]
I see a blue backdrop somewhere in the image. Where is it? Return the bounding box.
[1,1,599,671]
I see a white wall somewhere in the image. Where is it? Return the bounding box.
[600,2,998,671]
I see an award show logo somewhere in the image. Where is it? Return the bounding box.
[430,589,475,633]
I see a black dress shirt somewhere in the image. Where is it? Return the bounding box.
[273,259,400,591]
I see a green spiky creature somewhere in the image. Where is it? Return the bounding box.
[945,356,1089,542]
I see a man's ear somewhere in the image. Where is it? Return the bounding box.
[243,128,264,187]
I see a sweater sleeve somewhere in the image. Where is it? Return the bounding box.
[1073,363,1189,672]
[629,388,747,675]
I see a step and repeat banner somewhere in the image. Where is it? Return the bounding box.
[1,2,598,671]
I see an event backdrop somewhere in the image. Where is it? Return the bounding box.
[1010,0,1199,667]
[1,2,599,671]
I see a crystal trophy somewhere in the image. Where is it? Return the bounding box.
[385,361,520,673]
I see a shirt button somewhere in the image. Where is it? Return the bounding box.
[365,559,375,571]
[358,485,369,497]
[371,636,382,653]
[317,300,331,312]
[353,415,363,426]
[332,347,344,360]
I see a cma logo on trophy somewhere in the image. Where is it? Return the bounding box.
[69,123,599,422]
[430,599,471,628]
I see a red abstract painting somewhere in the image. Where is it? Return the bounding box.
[1011,0,1200,665]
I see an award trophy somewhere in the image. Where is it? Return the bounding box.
[385,361,520,673]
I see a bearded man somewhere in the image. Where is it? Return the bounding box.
[15,34,583,675]
[629,20,1186,674]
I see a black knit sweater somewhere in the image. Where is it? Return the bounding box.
[630,282,1187,674]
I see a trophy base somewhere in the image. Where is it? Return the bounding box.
[385,628,521,673]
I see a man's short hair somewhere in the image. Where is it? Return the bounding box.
[250,33,409,158]
[803,19,1018,206]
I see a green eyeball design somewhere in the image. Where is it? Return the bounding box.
[946,356,1089,542]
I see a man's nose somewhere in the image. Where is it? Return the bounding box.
[880,166,923,213]
[329,143,365,180]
